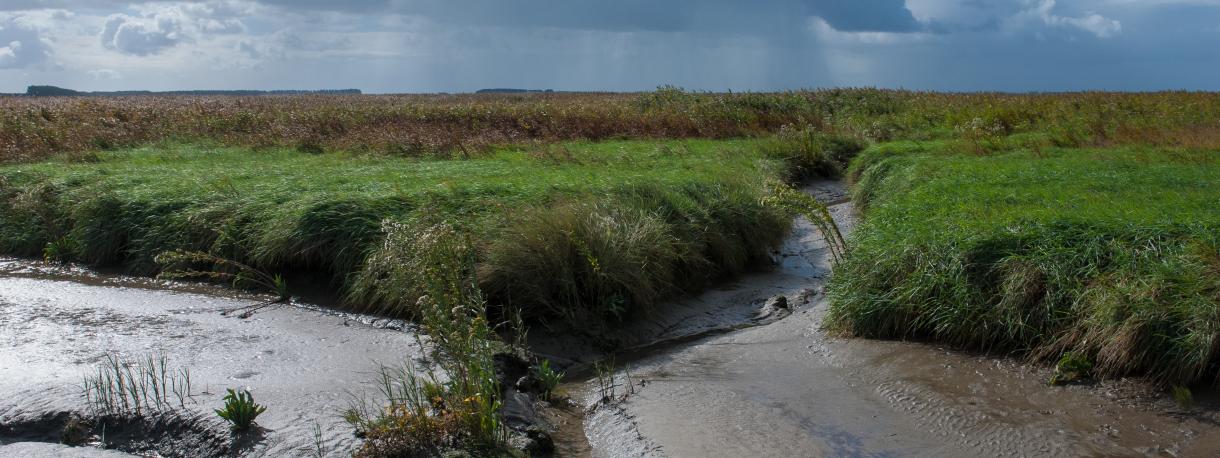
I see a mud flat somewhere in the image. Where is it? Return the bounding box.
[0,262,430,457]
[570,183,1220,457]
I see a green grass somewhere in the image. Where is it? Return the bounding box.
[827,142,1220,386]
[0,138,808,324]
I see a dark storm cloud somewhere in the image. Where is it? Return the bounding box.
[255,0,922,33]
[804,1,921,32]
[7,0,1220,93]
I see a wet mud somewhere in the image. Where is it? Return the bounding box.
[0,263,430,457]
[566,181,1220,457]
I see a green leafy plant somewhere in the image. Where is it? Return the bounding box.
[43,237,79,263]
[215,388,267,431]
[1172,385,1194,409]
[534,359,564,401]
[1049,352,1093,386]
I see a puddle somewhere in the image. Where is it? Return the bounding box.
[564,182,1220,457]
[0,265,431,456]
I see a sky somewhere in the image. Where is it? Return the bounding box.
[1,0,1219,93]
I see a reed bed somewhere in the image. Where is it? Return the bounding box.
[7,88,1220,163]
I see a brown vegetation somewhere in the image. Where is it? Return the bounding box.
[7,88,1220,162]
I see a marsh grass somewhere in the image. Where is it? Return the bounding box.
[8,89,1220,163]
[828,142,1220,386]
[759,125,866,181]
[347,222,510,456]
[82,353,192,417]
[0,139,792,329]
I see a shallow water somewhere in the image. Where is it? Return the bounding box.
[570,184,1220,457]
[0,263,429,456]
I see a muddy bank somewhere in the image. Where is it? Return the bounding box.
[569,183,1220,457]
[0,265,430,456]
[529,181,849,371]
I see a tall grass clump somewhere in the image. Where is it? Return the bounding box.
[346,222,510,456]
[827,143,1220,386]
[476,181,788,325]
[83,353,192,417]
[759,125,867,181]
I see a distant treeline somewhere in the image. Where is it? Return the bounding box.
[22,85,362,97]
[475,88,556,94]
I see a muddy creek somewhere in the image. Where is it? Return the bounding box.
[2,182,1220,457]
[0,262,429,457]
[562,183,1220,457]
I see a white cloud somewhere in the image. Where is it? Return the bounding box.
[100,12,185,55]
[808,17,930,45]
[98,2,259,55]
[86,68,121,79]
[0,16,49,68]
[200,17,245,34]
[1027,0,1122,38]
[0,40,21,67]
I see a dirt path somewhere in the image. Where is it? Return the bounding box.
[569,182,1220,457]
[0,262,429,457]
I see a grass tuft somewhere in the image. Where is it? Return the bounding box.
[82,353,192,418]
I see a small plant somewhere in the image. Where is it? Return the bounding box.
[594,358,617,402]
[1049,352,1093,386]
[1172,385,1194,409]
[311,420,328,458]
[83,353,193,417]
[43,237,79,263]
[215,388,267,431]
[534,359,564,401]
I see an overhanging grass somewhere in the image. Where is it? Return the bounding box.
[827,142,1220,386]
[0,139,796,325]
